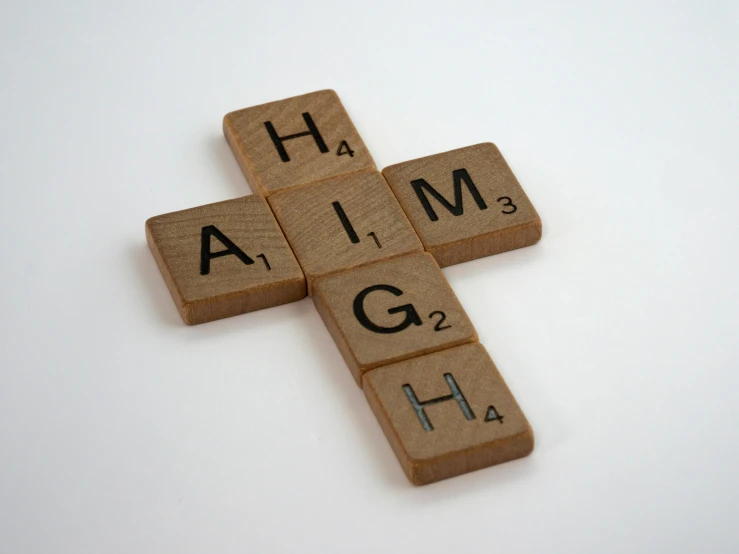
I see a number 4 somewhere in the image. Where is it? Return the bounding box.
[337,140,354,157]
[485,405,504,423]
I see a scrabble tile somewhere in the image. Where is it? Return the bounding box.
[269,171,423,294]
[146,196,306,324]
[313,252,477,386]
[364,343,534,485]
[224,90,376,196]
[382,143,542,267]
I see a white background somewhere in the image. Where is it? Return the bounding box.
[1,1,738,552]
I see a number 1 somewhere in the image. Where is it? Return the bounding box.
[257,254,271,270]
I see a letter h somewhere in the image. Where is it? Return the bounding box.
[403,374,476,432]
[264,112,329,162]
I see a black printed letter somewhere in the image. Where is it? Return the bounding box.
[403,374,476,432]
[332,201,360,244]
[200,225,254,275]
[410,168,487,221]
[353,284,422,334]
[264,112,329,162]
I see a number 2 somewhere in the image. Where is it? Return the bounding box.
[429,311,451,331]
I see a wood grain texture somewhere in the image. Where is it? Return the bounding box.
[224,90,375,196]
[146,196,305,324]
[269,171,423,295]
[313,252,477,386]
[363,343,534,485]
[383,143,542,267]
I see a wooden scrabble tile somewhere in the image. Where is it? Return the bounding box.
[382,143,542,267]
[269,171,423,294]
[224,90,376,196]
[313,252,477,386]
[146,196,306,324]
[364,343,534,485]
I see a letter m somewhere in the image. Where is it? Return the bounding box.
[410,168,487,221]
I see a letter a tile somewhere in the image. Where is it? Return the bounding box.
[313,252,477,386]
[364,343,534,485]
[383,143,542,267]
[224,90,376,196]
[146,196,306,324]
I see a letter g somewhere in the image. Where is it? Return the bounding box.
[353,284,422,334]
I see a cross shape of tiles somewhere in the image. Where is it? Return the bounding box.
[146,90,542,485]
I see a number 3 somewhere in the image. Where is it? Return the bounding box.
[497,196,517,214]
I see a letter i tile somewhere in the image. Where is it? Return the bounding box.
[269,171,423,294]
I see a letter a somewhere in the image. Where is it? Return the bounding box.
[200,225,255,275]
